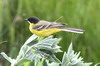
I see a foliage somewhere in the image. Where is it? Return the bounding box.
[1,35,92,66]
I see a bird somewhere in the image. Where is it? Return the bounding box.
[24,17,84,37]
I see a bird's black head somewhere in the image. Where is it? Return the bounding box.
[25,17,40,24]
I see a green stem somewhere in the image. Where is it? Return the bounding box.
[38,58,46,66]
[34,59,38,66]
[24,61,30,66]
[39,37,44,41]
[54,16,63,22]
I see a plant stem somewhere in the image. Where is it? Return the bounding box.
[24,61,31,66]
[39,37,44,41]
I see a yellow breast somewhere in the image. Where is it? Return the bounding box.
[29,23,61,37]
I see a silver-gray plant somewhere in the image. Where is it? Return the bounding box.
[1,34,93,66]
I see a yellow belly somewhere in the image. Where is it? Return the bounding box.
[30,28,61,37]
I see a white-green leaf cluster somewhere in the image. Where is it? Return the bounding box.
[1,34,38,66]
[61,43,92,66]
[1,35,93,66]
[0,35,62,66]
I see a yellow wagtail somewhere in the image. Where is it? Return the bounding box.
[24,17,84,37]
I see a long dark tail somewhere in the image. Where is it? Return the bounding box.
[60,28,84,34]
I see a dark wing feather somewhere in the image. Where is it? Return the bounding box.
[33,21,67,31]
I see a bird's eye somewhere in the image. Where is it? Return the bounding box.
[28,17,40,24]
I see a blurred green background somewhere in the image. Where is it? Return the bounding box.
[0,0,100,65]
